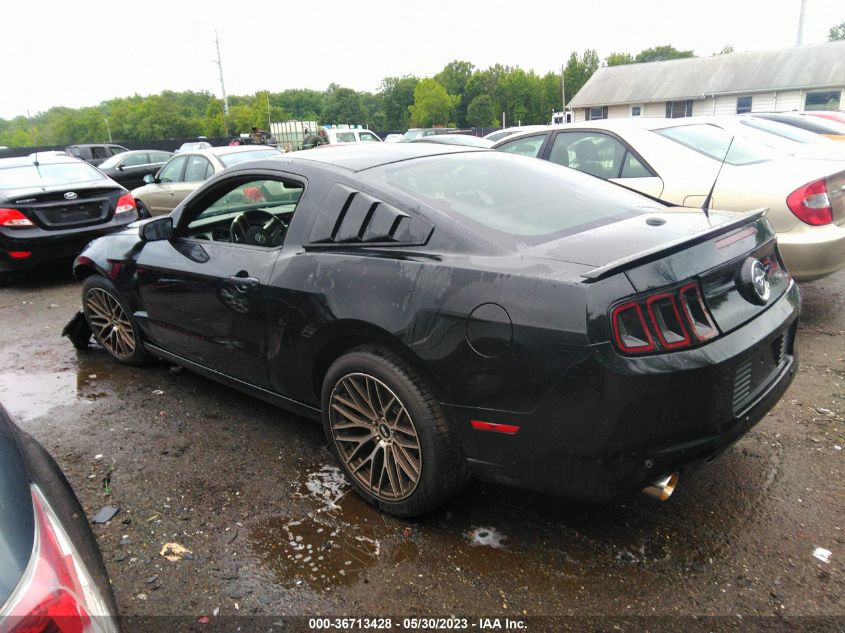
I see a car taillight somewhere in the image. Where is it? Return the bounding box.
[611,302,655,353]
[0,208,35,228]
[1,486,118,633]
[114,194,136,215]
[611,281,719,355]
[786,178,832,226]
[679,283,718,342]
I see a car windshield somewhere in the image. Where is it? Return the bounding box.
[362,152,663,247]
[98,153,126,169]
[215,148,280,167]
[742,118,831,144]
[180,143,204,151]
[655,124,776,165]
[0,162,106,189]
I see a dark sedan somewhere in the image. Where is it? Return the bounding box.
[97,150,173,190]
[0,154,138,275]
[0,405,119,631]
[66,144,799,517]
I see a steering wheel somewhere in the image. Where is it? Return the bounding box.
[229,210,286,246]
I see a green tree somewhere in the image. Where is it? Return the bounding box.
[605,52,634,66]
[381,76,419,130]
[321,87,365,124]
[564,50,600,104]
[634,45,695,63]
[466,94,497,128]
[830,21,845,41]
[408,79,458,127]
[434,60,475,126]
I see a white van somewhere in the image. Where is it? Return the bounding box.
[326,129,382,144]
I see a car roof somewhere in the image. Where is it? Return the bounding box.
[0,153,83,168]
[286,142,485,172]
[66,143,127,148]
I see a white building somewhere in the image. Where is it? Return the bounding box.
[568,41,845,122]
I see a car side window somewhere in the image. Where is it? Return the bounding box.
[91,147,108,160]
[496,134,547,158]
[150,152,171,163]
[337,132,356,143]
[620,151,651,178]
[109,146,126,156]
[122,153,149,167]
[359,132,379,142]
[158,156,187,183]
[184,156,212,182]
[551,132,626,179]
[184,178,304,248]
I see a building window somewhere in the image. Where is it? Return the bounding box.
[736,96,752,114]
[805,90,841,111]
[665,100,693,118]
[631,105,642,117]
[586,106,608,120]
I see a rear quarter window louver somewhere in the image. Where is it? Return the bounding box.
[309,185,433,246]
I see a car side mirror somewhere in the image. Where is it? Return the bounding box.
[143,174,156,184]
[140,217,173,242]
[118,164,125,171]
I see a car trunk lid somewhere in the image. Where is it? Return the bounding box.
[526,208,790,335]
[6,186,122,230]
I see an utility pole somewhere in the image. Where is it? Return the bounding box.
[103,117,112,143]
[213,30,230,136]
[561,63,566,109]
[266,90,272,130]
[796,0,807,45]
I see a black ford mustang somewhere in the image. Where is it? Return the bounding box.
[66,144,799,517]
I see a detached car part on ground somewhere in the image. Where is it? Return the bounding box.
[494,119,845,281]
[0,154,138,275]
[65,144,799,517]
[0,405,119,632]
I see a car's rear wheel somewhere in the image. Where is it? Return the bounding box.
[82,276,148,365]
[135,200,152,219]
[322,346,468,517]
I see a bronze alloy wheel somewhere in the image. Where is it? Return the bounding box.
[329,372,422,501]
[84,287,136,360]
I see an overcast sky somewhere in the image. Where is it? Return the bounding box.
[1,0,842,120]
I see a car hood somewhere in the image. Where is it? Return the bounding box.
[0,406,35,609]
[524,208,742,268]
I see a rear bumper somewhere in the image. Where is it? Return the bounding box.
[0,213,137,272]
[443,282,800,501]
[777,221,845,281]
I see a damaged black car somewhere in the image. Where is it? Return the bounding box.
[64,143,799,517]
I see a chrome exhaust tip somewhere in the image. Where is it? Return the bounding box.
[641,471,679,501]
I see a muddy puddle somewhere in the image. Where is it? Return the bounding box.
[0,368,108,422]
[249,445,778,594]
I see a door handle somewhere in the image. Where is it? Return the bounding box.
[227,275,260,288]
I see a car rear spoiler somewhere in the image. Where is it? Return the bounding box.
[581,208,770,282]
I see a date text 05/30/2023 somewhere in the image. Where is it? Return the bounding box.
[308,617,528,630]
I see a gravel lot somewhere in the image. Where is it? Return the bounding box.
[0,262,842,632]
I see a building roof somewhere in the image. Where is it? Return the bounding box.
[569,41,845,108]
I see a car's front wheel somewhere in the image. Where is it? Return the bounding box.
[322,346,468,517]
[81,276,148,366]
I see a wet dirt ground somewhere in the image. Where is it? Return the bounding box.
[0,262,842,632]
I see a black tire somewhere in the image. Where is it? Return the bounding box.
[321,346,469,517]
[135,200,152,219]
[81,275,148,366]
